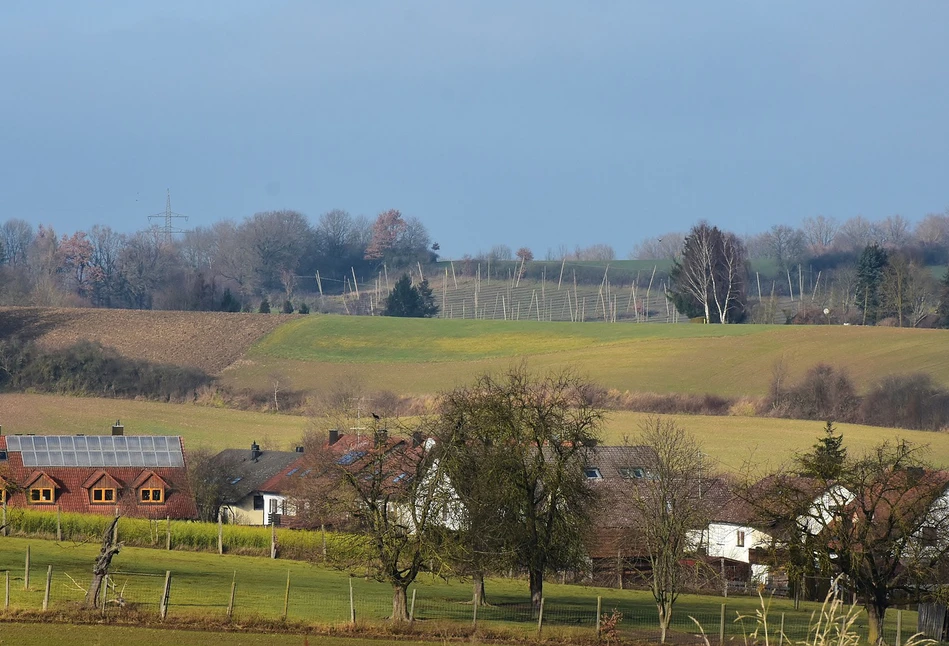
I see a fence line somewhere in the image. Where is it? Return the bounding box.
[0,558,921,645]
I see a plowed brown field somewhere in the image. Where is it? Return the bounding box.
[0,307,292,374]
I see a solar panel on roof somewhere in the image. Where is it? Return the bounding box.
[11,436,185,468]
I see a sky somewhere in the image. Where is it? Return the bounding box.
[2,1,949,259]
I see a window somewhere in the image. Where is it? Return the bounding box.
[92,488,116,504]
[253,494,264,510]
[619,467,646,479]
[736,530,746,547]
[140,488,163,503]
[30,487,54,503]
[584,467,603,480]
[0,450,7,460]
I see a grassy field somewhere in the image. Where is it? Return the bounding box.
[4,393,949,470]
[0,393,309,452]
[0,536,916,644]
[222,315,949,399]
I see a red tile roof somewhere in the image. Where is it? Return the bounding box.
[0,435,197,519]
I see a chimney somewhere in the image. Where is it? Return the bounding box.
[328,429,340,446]
[251,441,261,461]
[111,420,124,436]
[295,446,304,453]
[374,429,388,447]
[412,431,423,448]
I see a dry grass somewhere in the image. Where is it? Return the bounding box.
[0,306,291,374]
[6,393,949,471]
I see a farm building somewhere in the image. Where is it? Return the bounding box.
[0,423,197,519]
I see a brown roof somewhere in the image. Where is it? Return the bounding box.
[0,435,197,519]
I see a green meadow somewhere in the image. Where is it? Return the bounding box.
[224,315,949,399]
[0,536,916,644]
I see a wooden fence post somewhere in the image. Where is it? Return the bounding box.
[596,596,602,638]
[349,577,355,624]
[101,573,109,612]
[271,523,277,559]
[896,609,902,646]
[472,593,478,628]
[410,588,416,623]
[42,565,52,611]
[720,603,726,646]
[2,500,6,537]
[779,612,785,646]
[227,571,236,619]
[159,571,171,619]
[218,512,223,555]
[165,516,171,550]
[4,571,8,608]
[56,506,62,541]
[282,570,290,620]
[24,546,30,590]
[537,598,545,638]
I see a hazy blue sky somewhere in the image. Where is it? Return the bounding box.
[2,1,948,259]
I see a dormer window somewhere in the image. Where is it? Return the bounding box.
[140,488,164,503]
[131,470,168,506]
[82,470,122,506]
[619,467,646,479]
[30,487,54,504]
[584,467,603,480]
[25,472,57,505]
[91,487,116,504]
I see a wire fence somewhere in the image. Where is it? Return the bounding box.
[0,563,922,645]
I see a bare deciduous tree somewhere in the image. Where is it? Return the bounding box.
[632,418,713,643]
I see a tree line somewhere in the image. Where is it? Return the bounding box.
[666,218,949,327]
[0,209,436,311]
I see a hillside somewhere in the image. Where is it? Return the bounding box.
[228,315,949,398]
[0,306,291,374]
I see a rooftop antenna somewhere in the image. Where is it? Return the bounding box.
[148,189,189,244]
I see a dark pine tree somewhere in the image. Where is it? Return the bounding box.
[855,244,889,324]
[383,274,439,318]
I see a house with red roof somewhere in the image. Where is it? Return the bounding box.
[0,424,197,519]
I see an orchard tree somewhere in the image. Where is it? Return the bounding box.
[335,427,453,621]
[756,439,949,645]
[432,365,603,613]
[632,418,713,643]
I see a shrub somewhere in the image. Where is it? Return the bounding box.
[298,302,310,314]
[0,338,212,401]
[282,300,294,314]
[772,363,858,422]
[258,299,271,314]
[859,373,949,431]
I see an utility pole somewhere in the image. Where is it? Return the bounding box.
[148,189,189,245]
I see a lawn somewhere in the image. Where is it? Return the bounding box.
[0,536,917,644]
[226,315,949,400]
[5,394,949,470]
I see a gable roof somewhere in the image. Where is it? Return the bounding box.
[81,469,123,490]
[212,446,303,501]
